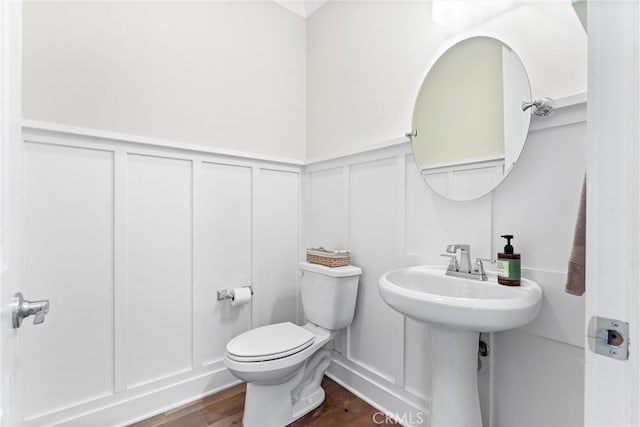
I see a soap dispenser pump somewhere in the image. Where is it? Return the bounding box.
[497,234,521,286]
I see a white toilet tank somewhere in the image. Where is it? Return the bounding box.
[299,261,361,331]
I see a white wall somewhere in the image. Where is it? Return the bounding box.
[305,3,586,424]
[20,2,305,423]
[19,1,588,425]
[310,111,586,425]
[22,1,306,161]
[306,1,587,159]
[20,123,301,426]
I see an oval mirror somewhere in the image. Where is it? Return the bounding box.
[411,36,532,201]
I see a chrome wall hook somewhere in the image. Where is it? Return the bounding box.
[522,97,555,117]
[405,129,418,139]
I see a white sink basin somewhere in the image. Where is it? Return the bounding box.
[378,264,543,426]
[379,264,542,332]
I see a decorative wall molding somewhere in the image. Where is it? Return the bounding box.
[327,355,430,425]
[24,92,586,173]
[529,93,587,132]
[20,123,301,426]
[19,106,586,426]
[305,93,587,168]
[304,112,586,425]
[22,120,305,167]
[26,363,238,427]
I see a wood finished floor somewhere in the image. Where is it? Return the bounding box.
[131,377,395,427]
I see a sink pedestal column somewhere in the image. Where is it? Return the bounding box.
[428,325,482,426]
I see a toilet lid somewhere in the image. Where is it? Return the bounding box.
[226,322,315,362]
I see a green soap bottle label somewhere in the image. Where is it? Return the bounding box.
[497,258,521,279]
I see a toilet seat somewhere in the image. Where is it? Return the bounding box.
[226,322,315,362]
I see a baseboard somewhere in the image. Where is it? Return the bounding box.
[326,353,429,426]
[33,349,427,426]
[25,363,240,426]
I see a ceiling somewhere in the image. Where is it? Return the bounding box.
[272,0,328,18]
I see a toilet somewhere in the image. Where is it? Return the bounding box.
[224,261,361,427]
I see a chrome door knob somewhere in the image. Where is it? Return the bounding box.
[12,292,49,328]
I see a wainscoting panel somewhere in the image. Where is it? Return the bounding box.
[21,123,301,426]
[490,121,587,426]
[306,167,345,249]
[347,157,405,384]
[306,144,493,417]
[405,154,492,263]
[126,154,194,388]
[21,106,585,426]
[195,162,252,366]
[312,100,586,426]
[492,123,587,272]
[253,168,301,328]
[492,329,584,426]
[403,318,433,403]
[22,142,115,420]
[303,166,349,353]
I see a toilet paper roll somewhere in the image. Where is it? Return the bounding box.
[231,287,252,307]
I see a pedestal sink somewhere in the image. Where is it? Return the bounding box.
[378,265,542,426]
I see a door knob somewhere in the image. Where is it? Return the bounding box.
[12,292,49,328]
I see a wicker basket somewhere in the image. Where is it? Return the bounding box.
[306,248,351,268]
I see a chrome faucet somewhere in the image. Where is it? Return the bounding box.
[441,244,494,281]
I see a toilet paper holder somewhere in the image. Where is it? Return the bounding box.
[217,285,254,301]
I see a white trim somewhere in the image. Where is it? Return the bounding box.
[306,93,586,168]
[113,149,128,393]
[304,136,409,166]
[554,92,587,108]
[250,166,260,329]
[584,2,640,426]
[271,0,327,19]
[529,94,587,132]
[22,120,305,167]
[327,353,429,425]
[21,125,302,176]
[191,160,201,369]
[395,153,407,389]
[24,362,239,427]
[22,94,586,173]
[1,0,23,424]
[420,155,505,171]
[296,163,304,325]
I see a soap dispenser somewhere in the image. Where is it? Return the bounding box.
[497,234,521,286]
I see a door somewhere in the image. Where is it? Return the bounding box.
[585,1,640,425]
[1,0,24,424]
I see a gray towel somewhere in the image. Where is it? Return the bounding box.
[566,175,586,296]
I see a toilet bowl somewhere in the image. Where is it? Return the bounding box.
[223,262,361,427]
[225,322,333,425]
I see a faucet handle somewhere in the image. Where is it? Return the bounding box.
[445,245,472,273]
[472,258,495,281]
[446,244,471,254]
[440,253,459,271]
[475,257,496,268]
